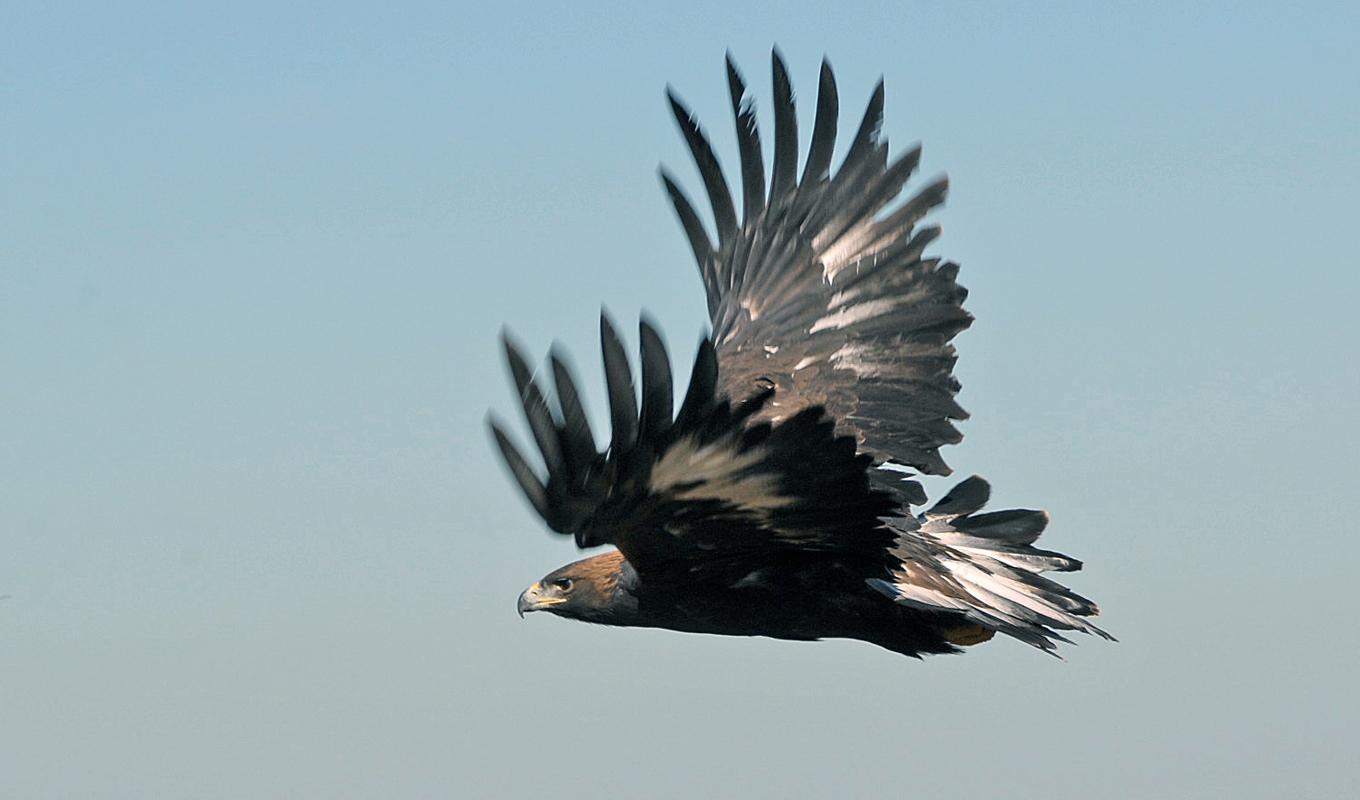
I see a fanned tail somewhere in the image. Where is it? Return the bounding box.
[868,475,1113,655]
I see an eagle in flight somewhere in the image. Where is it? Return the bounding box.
[490,52,1111,657]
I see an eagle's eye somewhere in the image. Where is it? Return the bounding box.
[550,578,574,592]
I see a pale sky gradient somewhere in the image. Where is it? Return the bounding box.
[3,2,1358,798]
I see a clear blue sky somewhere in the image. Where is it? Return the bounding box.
[3,2,1357,798]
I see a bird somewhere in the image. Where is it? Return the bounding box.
[488,51,1111,658]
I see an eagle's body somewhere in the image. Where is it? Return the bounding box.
[491,52,1110,658]
[532,549,967,656]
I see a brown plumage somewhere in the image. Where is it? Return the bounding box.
[492,51,1111,658]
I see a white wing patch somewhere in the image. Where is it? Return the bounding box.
[651,434,794,511]
[809,297,899,333]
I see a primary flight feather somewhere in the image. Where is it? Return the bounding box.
[489,51,1110,658]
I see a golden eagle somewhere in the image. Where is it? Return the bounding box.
[490,52,1111,657]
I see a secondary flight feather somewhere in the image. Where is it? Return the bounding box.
[489,51,1110,657]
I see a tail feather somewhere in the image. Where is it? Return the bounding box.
[870,474,1112,655]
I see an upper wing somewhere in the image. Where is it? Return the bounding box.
[663,52,971,480]
[488,315,897,575]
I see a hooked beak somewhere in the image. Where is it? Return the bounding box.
[517,582,566,618]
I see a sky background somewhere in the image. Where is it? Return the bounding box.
[3,2,1358,798]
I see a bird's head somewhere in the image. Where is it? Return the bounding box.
[516,550,636,624]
